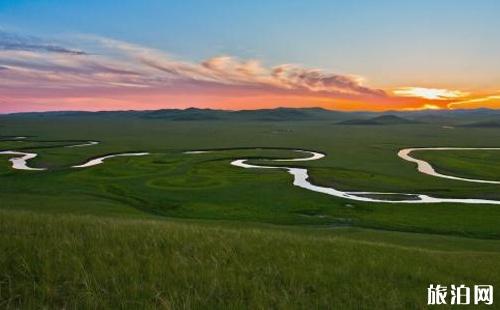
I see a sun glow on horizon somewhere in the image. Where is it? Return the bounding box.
[393,87,468,100]
[402,104,442,111]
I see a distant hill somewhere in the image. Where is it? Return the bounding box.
[3,107,500,124]
[3,107,355,122]
[142,108,225,120]
[142,107,355,121]
[142,107,325,121]
[394,108,500,125]
[337,114,418,125]
[231,107,350,121]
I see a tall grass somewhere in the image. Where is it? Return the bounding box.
[1,210,499,309]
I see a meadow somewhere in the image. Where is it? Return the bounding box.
[1,114,499,307]
[2,210,500,309]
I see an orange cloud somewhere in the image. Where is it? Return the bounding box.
[447,94,500,109]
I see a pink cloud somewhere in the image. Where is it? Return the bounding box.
[0,32,389,112]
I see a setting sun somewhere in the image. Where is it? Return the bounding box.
[393,87,469,100]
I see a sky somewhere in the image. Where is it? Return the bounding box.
[1,0,500,112]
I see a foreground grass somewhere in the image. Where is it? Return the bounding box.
[1,210,499,309]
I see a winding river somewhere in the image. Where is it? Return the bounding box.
[65,141,99,148]
[398,147,500,184]
[72,152,150,168]
[0,151,46,171]
[2,137,500,204]
[188,149,500,205]
[0,140,149,170]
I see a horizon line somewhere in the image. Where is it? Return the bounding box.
[1,106,498,116]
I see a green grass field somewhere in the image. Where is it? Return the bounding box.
[2,210,500,309]
[1,116,499,307]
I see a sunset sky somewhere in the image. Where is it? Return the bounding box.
[1,0,500,113]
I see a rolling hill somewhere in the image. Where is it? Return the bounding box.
[2,107,500,125]
[337,114,418,125]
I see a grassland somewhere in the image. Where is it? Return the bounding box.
[1,114,499,307]
[2,210,500,309]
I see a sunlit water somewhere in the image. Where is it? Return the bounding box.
[0,140,148,170]
[398,147,500,184]
[3,139,499,205]
[0,151,46,171]
[187,149,500,205]
[72,153,150,168]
